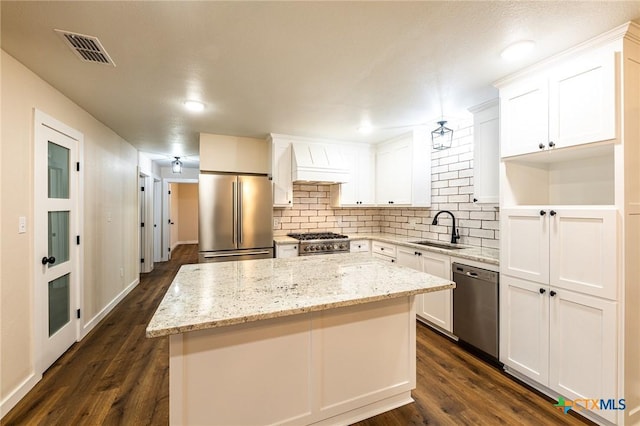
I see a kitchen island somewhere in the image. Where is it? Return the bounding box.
[147,253,454,425]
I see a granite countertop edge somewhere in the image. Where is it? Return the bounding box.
[146,282,453,339]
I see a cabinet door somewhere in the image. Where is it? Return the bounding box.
[549,208,617,299]
[548,49,616,149]
[418,251,452,332]
[356,146,376,205]
[272,140,293,207]
[500,77,549,158]
[500,276,549,385]
[549,289,617,422]
[376,137,411,205]
[336,145,358,206]
[396,246,422,270]
[471,99,499,204]
[501,208,550,284]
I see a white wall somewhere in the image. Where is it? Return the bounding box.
[0,50,139,415]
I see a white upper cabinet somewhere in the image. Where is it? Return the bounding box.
[548,48,616,149]
[269,135,293,207]
[330,144,375,207]
[375,129,430,207]
[499,48,617,158]
[469,99,499,203]
[500,77,549,158]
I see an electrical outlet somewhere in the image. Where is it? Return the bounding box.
[18,216,27,234]
[273,217,279,227]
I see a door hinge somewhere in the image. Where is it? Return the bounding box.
[141,222,145,227]
[168,219,171,224]
[168,190,171,195]
[141,186,145,191]
[76,162,80,172]
[76,309,81,319]
[76,235,80,245]
[141,258,145,263]
[168,247,171,252]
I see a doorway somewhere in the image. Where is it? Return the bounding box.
[34,110,82,373]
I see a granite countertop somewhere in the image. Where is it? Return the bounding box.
[273,233,499,265]
[146,253,454,338]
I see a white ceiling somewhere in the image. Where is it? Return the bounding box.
[3,1,640,163]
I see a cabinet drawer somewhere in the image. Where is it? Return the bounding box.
[372,252,396,263]
[350,240,370,253]
[372,241,396,258]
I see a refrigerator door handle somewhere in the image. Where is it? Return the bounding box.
[232,181,237,244]
[202,250,272,258]
[238,181,243,244]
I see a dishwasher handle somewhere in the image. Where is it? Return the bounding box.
[452,262,498,283]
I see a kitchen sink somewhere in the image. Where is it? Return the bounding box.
[410,241,466,250]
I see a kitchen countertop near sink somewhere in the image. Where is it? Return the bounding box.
[273,233,499,265]
[348,233,499,265]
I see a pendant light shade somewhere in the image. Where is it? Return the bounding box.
[171,156,183,174]
[431,121,453,150]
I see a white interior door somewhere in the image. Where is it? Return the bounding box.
[35,112,80,371]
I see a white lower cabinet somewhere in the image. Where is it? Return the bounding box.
[396,247,452,332]
[350,239,370,253]
[501,275,618,422]
[371,241,396,263]
[276,244,298,258]
[501,207,617,300]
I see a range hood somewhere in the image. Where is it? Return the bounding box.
[291,142,350,183]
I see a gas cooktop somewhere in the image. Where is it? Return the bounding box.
[287,232,349,241]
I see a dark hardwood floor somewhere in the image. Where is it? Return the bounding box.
[3,244,592,425]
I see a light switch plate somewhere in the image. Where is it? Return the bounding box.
[18,216,27,234]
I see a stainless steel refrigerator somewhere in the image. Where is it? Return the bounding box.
[198,173,274,262]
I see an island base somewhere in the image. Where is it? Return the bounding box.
[169,296,417,425]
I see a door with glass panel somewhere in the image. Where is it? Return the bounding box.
[35,114,80,371]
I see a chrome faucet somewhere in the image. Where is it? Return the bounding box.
[431,210,460,244]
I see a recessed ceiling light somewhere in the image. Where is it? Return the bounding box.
[184,100,205,112]
[500,40,535,61]
[358,123,373,134]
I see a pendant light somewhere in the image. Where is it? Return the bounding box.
[171,156,183,174]
[431,120,453,150]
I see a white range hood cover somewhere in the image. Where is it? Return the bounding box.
[291,142,350,183]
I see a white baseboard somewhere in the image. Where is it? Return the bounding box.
[0,372,41,419]
[81,277,140,338]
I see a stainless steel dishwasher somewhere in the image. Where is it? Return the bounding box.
[452,263,499,360]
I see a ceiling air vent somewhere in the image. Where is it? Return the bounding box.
[54,29,116,66]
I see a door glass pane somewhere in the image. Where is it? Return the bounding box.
[48,211,69,264]
[49,274,70,336]
[48,141,69,199]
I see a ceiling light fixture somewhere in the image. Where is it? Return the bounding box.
[172,156,183,173]
[183,100,205,112]
[431,121,453,150]
[500,40,535,61]
[358,123,373,134]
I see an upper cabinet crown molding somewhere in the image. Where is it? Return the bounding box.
[494,21,639,88]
